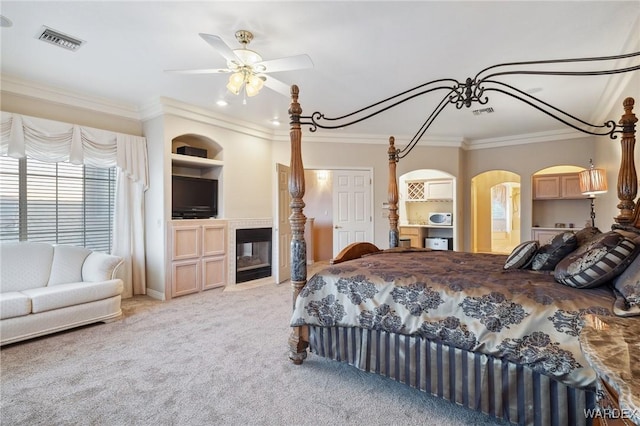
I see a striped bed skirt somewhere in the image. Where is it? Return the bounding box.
[308,325,596,426]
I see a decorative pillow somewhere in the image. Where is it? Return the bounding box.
[504,240,538,270]
[531,231,577,271]
[554,231,639,289]
[48,245,92,286]
[613,255,640,306]
[574,226,601,246]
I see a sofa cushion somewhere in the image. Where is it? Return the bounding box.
[0,292,32,319]
[22,280,123,314]
[48,245,92,286]
[82,252,123,281]
[0,242,54,292]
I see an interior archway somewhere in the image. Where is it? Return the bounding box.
[471,170,521,254]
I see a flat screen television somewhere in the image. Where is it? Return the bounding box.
[172,175,218,219]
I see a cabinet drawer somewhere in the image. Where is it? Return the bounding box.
[399,227,420,236]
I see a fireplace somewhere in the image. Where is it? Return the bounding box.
[235,227,272,283]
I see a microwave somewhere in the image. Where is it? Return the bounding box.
[428,212,452,226]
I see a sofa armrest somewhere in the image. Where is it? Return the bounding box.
[82,252,124,282]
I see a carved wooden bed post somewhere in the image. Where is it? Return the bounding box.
[615,97,638,225]
[287,85,309,364]
[388,137,399,248]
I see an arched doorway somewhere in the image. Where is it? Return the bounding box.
[471,170,521,254]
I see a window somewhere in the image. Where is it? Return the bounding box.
[0,156,116,252]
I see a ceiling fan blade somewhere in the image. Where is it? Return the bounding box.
[254,54,313,73]
[165,68,232,74]
[262,75,293,97]
[199,33,241,63]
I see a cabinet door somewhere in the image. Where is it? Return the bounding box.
[171,259,200,296]
[561,174,585,199]
[171,225,201,260]
[202,224,226,256]
[533,176,561,199]
[425,180,453,200]
[202,256,226,290]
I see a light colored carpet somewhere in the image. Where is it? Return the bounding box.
[0,274,508,425]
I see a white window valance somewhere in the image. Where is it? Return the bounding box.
[0,112,147,188]
[1,111,149,296]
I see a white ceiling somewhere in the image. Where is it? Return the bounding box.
[1,1,639,142]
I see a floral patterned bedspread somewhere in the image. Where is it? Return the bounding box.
[291,250,618,388]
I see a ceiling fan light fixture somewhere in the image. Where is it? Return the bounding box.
[226,72,244,95]
[245,74,265,97]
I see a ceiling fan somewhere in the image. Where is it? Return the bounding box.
[167,30,313,98]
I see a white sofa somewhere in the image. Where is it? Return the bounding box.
[0,242,124,345]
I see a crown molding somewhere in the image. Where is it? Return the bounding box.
[270,128,465,148]
[0,74,141,120]
[464,128,589,151]
[140,96,276,141]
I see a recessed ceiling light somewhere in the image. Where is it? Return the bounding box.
[216,100,228,107]
[0,15,13,28]
[271,119,281,126]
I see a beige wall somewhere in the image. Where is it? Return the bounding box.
[462,136,597,250]
[272,138,462,249]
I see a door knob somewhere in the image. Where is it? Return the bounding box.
[334,225,342,229]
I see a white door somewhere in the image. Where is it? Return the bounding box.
[332,170,373,256]
[276,163,291,283]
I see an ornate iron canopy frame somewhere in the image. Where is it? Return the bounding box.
[299,51,640,161]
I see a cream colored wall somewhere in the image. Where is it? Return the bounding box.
[272,138,461,249]
[463,136,597,250]
[162,115,273,219]
[142,115,167,298]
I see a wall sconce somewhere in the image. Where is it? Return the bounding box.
[316,170,328,183]
[579,159,608,227]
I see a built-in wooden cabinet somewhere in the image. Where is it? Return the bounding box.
[533,173,585,200]
[532,172,591,238]
[167,219,227,299]
[406,179,454,201]
[399,226,429,247]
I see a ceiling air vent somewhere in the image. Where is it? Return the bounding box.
[472,107,495,116]
[37,26,84,51]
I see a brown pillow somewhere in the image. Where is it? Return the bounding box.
[531,231,577,271]
[574,226,601,246]
[555,231,639,289]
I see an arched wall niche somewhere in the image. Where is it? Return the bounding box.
[171,133,223,161]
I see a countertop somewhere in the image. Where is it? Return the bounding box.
[579,314,640,424]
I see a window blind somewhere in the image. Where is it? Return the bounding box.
[0,156,115,252]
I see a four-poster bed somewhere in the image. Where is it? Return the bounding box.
[286,51,640,425]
